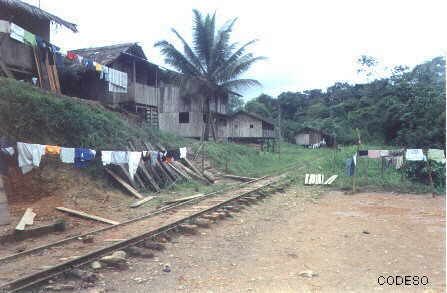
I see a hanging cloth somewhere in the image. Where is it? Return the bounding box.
[427,149,446,164]
[60,147,75,163]
[23,30,37,47]
[10,23,25,43]
[345,158,355,176]
[367,150,380,159]
[179,147,187,159]
[66,51,77,61]
[45,145,61,155]
[127,152,142,180]
[357,150,368,156]
[405,149,424,161]
[17,142,46,174]
[74,148,96,167]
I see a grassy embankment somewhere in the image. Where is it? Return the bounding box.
[0,77,439,199]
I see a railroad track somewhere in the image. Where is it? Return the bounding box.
[0,171,292,293]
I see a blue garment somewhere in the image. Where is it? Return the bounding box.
[74,148,95,167]
[346,158,355,176]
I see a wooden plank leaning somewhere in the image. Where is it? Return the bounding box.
[143,142,174,184]
[128,141,161,192]
[105,168,143,199]
[55,207,119,225]
[143,141,176,183]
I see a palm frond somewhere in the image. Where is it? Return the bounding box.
[154,40,201,76]
[211,39,258,79]
[219,79,262,92]
[216,55,267,83]
[171,28,205,74]
[209,18,238,75]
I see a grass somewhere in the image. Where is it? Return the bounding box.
[1,77,439,196]
[320,145,444,194]
[197,141,442,195]
[196,142,327,178]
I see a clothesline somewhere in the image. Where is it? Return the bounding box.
[345,148,445,177]
[8,22,127,93]
[0,141,187,180]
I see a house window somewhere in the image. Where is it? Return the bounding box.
[179,112,189,123]
[250,124,254,128]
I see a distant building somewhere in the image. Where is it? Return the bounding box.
[70,43,162,127]
[0,0,77,79]
[71,43,231,138]
[229,111,275,142]
[294,127,332,147]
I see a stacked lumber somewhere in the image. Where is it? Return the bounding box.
[304,174,338,185]
[102,141,215,208]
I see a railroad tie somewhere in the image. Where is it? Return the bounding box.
[178,224,198,235]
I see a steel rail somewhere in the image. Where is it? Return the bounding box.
[0,175,284,293]
[0,175,270,265]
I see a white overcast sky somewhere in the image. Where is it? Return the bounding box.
[24,0,447,101]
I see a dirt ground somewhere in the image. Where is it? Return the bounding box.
[91,185,445,293]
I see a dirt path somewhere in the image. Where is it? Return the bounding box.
[84,186,446,293]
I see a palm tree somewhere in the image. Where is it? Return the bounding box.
[155,9,265,140]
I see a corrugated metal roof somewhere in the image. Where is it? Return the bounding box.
[0,0,78,32]
[71,43,148,65]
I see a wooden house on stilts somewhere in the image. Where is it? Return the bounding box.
[0,0,77,80]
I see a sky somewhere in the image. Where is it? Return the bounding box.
[24,0,447,101]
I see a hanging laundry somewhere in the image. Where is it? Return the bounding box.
[74,148,96,167]
[54,53,64,68]
[60,147,75,163]
[384,157,392,168]
[35,35,46,49]
[1,147,14,156]
[179,147,187,159]
[23,30,36,47]
[149,151,159,167]
[66,51,77,61]
[345,157,355,176]
[389,149,404,156]
[0,136,14,157]
[95,62,103,72]
[357,150,368,156]
[45,145,61,155]
[10,23,25,43]
[405,149,424,161]
[17,142,46,174]
[101,151,125,165]
[367,150,380,159]
[107,67,128,93]
[101,151,141,179]
[379,150,390,157]
[427,149,446,164]
[127,152,142,180]
[394,156,403,169]
[166,149,181,161]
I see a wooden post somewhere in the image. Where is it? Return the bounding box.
[0,175,11,225]
[424,149,436,197]
[401,148,407,182]
[381,157,384,179]
[352,129,361,194]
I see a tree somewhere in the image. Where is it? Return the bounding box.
[155,10,265,140]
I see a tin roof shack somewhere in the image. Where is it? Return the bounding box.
[229,111,275,142]
[0,0,77,79]
[294,127,333,146]
[70,43,161,126]
[158,87,231,140]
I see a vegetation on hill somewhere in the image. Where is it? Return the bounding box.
[0,77,190,150]
[240,56,446,148]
